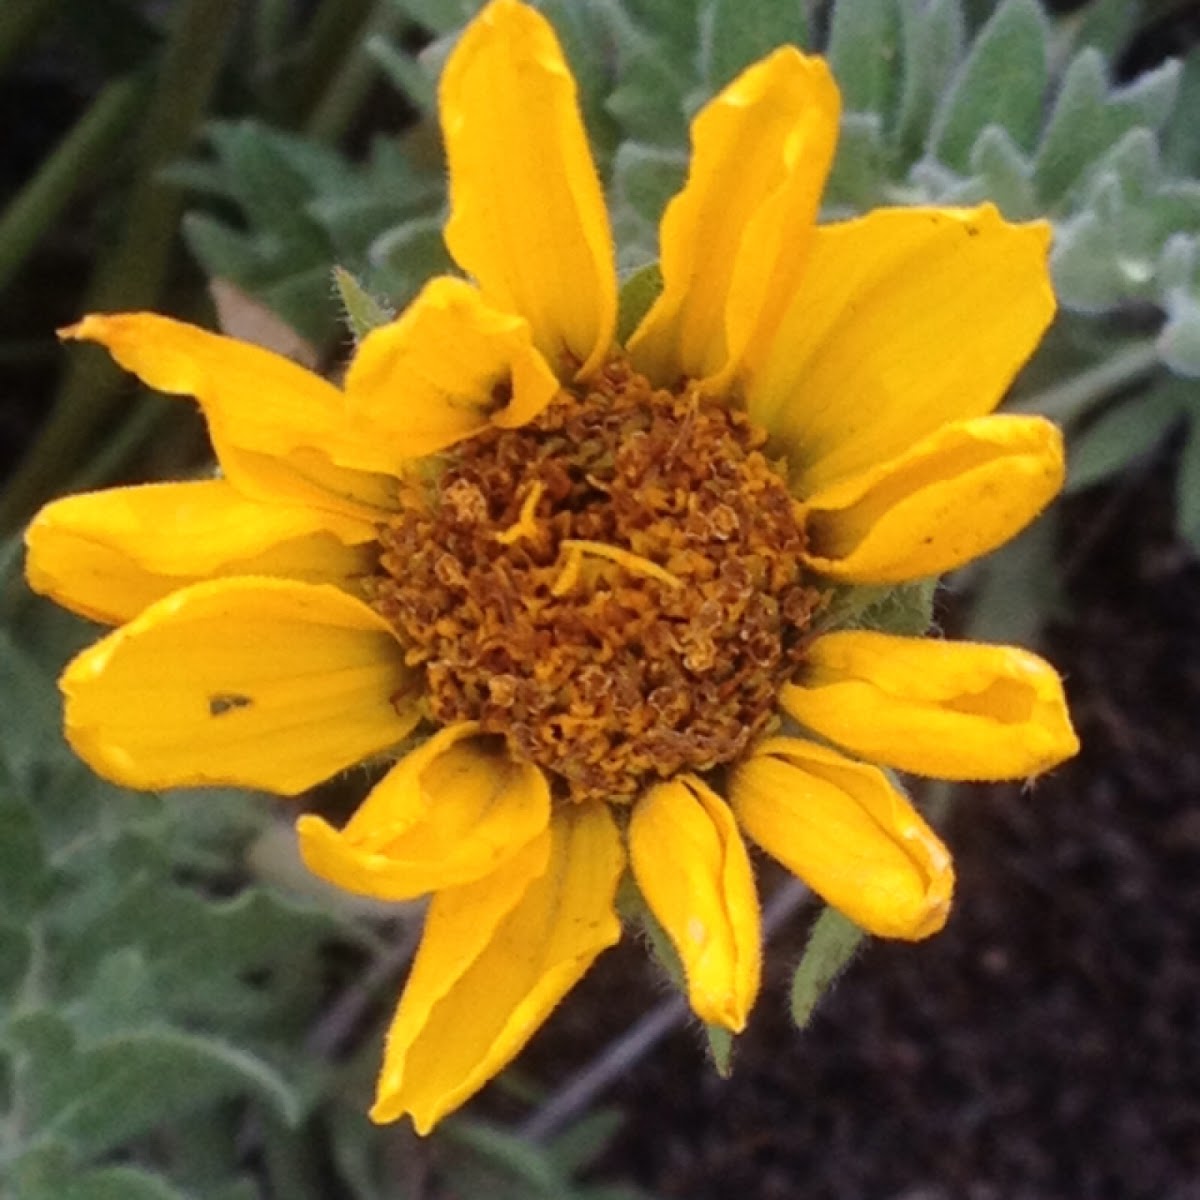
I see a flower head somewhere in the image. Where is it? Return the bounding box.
[26,0,1078,1134]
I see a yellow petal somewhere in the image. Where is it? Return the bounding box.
[344,277,561,457]
[61,578,420,794]
[25,479,377,625]
[730,737,953,940]
[629,776,760,1031]
[627,48,838,388]
[62,314,398,517]
[440,0,617,378]
[296,724,551,900]
[799,415,1065,583]
[781,631,1079,781]
[371,802,624,1132]
[745,206,1056,493]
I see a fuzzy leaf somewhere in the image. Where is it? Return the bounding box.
[826,1,901,116]
[700,0,811,93]
[10,1011,305,1156]
[1066,384,1185,493]
[968,124,1036,217]
[894,0,966,169]
[790,906,866,1029]
[932,0,1047,172]
[1034,50,1179,208]
[823,112,887,212]
[1159,293,1200,378]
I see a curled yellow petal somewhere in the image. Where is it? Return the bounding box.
[745,206,1055,494]
[730,738,953,940]
[781,631,1079,781]
[630,776,760,1031]
[61,578,420,795]
[296,724,551,900]
[799,415,1065,583]
[627,47,838,387]
[25,479,377,625]
[440,0,617,378]
[344,276,561,457]
[61,313,398,517]
[371,803,624,1133]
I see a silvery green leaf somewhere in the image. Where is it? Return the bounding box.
[931,0,1047,172]
[9,1011,305,1156]
[1159,292,1200,378]
[1034,51,1179,208]
[368,214,453,304]
[823,112,887,213]
[894,0,966,170]
[604,7,692,147]
[0,920,33,1007]
[1066,384,1184,493]
[1063,0,1139,60]
[366,34,438,110]
[1051,207,1126,312]
[610,141,685,267]
[790,906,865,1030]
[963,515,1062,647]
[968,124,1036,217]
[1164,49,1200,174]
[1158,233,1199,295]
[700,0,811,92]
[13,1162,190,1200]
[1175,412,1200,553]
[388,0,483,35]
[826,1,901,116]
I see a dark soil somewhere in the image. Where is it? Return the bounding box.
[523,454,1200,1200]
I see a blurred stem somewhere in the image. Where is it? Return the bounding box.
[304,0,407,144]
[0,75,145,296]
[0,0,60,76]
[1012,340,1162,426]
[290,0,372,127]
[0,0,237,533]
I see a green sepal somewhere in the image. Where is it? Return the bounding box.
[789,905,866,1030]
[616,261,664,345]
[820,578,938,639]
[617,871,735,1076]
[332,264,394,342]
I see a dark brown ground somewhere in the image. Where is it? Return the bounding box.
[520,450,1200,1200]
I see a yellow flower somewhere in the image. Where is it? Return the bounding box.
[25,0,1078,1134]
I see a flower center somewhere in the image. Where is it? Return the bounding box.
[370,360,821,803]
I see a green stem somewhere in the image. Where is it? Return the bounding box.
[1011,340,1162,426]
[0,0,237,534]
[0,75,144,296]
[304,0,407,144]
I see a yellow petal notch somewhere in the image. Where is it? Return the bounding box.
[25,479,377,625]
[731,738,953,940]
[297,724,551,900]
[746,205,1056,494]
[630,776,760,1031]
[61,578,421,795]
[782,631,1080,781]
[61,313,397,516]
[628,47,839,388]
[371,803,624,1133]
[440,0,617,379]
[344,276,562,457]
[799,415,1065,583]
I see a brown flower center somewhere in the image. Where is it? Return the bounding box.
[370,360,821,804]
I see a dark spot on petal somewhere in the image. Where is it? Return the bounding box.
[209,693,253,716]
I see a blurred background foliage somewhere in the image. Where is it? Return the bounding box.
[2,0,1199,1196]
